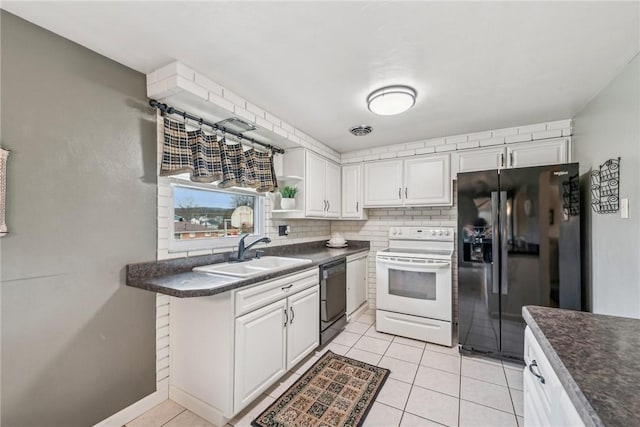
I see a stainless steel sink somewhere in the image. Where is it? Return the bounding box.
[193,256,312,278]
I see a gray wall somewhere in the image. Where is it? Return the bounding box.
[1,11,157,426]
[573,53,640,318]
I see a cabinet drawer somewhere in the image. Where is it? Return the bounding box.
[235,268,318,317]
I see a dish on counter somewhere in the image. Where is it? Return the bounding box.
[326,241,348,248]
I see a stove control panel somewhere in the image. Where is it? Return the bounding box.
[389,226,454,241]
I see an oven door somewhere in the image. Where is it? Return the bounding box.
[376,255,452,322]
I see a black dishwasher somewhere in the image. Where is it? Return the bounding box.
[319,259,347,345]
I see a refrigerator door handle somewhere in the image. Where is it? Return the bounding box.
[491,191,500,294]
[500,191,508,295]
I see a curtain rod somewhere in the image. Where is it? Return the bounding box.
[149,99,285,154]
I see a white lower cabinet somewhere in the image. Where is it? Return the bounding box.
[346,254,367,316]
[234,299,287,411]
[169,268,319,426]
[524,327,584,427]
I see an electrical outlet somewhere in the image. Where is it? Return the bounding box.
[278,225,290,236]
[621,198,629,219]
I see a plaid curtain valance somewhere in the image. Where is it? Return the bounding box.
[160,117,278,193]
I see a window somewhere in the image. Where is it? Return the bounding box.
[169,183,263,252]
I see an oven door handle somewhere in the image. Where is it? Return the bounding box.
[377,258,450,270]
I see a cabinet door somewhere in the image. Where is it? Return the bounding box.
[286,286,320,370]
[347,257,367,315]
[455,147,505,174]
[404,154,452,206]
[234,299,287,413]
[363,160,403,207]
[305,151,327,217]
[341,164,363,218]
[325,161,341,218]
[507,138,569,169]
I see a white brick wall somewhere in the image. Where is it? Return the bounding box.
[146,61,340,164]
[340,119,572,163]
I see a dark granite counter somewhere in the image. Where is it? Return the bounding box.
[126,240,370,298]
[523,306,640,427]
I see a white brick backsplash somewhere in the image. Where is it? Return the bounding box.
[480,137,505,147]
[272,126,288,138]
[194,73,223,96]
[363,154,380,161]
[492,127,519,138]
[147,62,178,83]
[466,131,492,141]
[371,146,389,154]
[425,138,446,147]
[379,152,398,159]
[436,144,457,152]
[288,133,302,144]
[457,140,481,150]
[177,76,208,100]
[222,89,246,108]
[341,156,363,164]
[546,119,571,130]
[518,123,546,133]
[445,135,468,144]
[281,122,294,133]
[415,147,436,155]
[234,107,256,123]
[506,133,533,143]
[397,149,416,157]
[246,102,266,118]
[176,62,195,81]
[256,116,274,131]
[532,129,562,140]
[208,92,235,112]
[265,112,281,127]
[404,141,426,150]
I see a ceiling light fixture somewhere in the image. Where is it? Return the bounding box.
[367,85,417,116]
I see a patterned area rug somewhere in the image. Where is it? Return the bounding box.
[252,351,390,427]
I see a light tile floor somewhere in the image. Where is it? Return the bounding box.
[128,309,525,427]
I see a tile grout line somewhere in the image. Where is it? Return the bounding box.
[159,408,187,427]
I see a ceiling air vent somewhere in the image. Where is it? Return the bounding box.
[349,125,373,136]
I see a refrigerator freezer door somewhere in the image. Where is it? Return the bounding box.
[457,170,500,355]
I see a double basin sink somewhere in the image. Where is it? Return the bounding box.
[193,256,312,278]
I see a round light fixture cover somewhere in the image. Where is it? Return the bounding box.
[367,85,417,116]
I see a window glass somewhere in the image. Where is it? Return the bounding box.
[170,184,261,251]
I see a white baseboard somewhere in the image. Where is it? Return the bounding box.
[169,385,228,427]
[93,387,168,427]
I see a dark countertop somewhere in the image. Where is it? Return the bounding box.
[523,306,640,427]
[126,240,370,298]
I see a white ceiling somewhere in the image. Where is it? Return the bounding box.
[3,2,639,153]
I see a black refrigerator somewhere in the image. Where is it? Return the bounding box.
[457,163,581,360]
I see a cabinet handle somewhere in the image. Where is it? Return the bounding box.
[398,187,402,199]
[500,153,505,168]
[327,201,330,211]
[405,187,408,198]
[509,152,514,167]
[290,307,295,324]
[281,284,293,291]
[528,360,545,384]
[356,201,359,212]
[284,308,288,327]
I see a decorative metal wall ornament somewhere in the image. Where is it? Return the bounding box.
[590,157,621,214]
[0,148,9,236]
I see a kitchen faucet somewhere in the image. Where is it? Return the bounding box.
[235,234,271,262]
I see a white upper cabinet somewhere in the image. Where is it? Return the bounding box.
[454,147,506,174]
[404,155,451,206]
[454,138,571,176]
[341,164,367,219]
[507,138,569,169]
[364,154,452,207]
[305,151,327,217]
[363,160,403,206]
[325,160,341,218]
